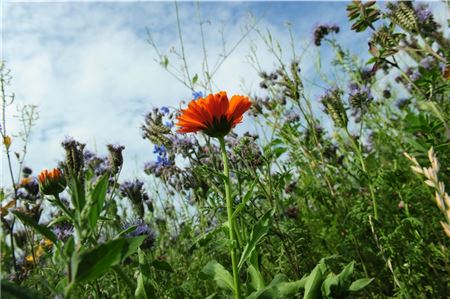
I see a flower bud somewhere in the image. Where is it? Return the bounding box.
[3,135,11,149]
[38,168,67,196]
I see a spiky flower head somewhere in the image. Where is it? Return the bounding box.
[107,144,125,175]
[61,137,86,184]
[320,88,348,129]
[120,179,147,218]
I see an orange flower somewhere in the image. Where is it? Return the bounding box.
[38,168,66,195]
[176,91,251,137]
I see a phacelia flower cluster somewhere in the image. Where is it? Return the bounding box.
[313,24,340,46]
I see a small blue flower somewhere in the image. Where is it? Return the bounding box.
[156,155,172,167]
[153,145,167,155]
[164,121,174,128]
[160,106,170,116]
[192,91,203,100]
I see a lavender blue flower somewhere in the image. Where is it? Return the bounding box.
[192,91,203,100]
[53,223,73,241]
[411,71,421,81]
[419,56,434,70]
[415,4,432,23]
[124,219,156,249]
[160,106,170,116]
[164,120,174,128]
[153,145,166,156]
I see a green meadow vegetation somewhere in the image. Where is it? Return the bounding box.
[1,2,449,298]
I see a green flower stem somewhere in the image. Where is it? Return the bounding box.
[344,128,378,220]
[53,193,83,243]
[219,136,242,299]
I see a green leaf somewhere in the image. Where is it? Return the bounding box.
[247,274,288,299]
[336,261,354,285]
[68,176,86,213]
[63,236,75,258]
[348,278,374,292]
[232,180,256,220]
[88,173,109,229]
[135,249,157,299]
[47,215,71,227]
[12,211,57,243]
[247,274,306,299]
[115,225,137,239]
[74,236,144,283]
[0,280,44,299]
[190,224,225,252]
[321,273,339,297]
[192,73,199,84]
[248,264,265,291]
[200,260,234,292]
[151,259,174,273]
[303,261,325,299]
[238,210,273,270]
[162,56,169,68]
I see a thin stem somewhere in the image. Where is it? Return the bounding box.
[218,136,241,299]
[344,128,378,220]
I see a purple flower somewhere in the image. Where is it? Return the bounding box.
[415,4,432,23]
[313,24,340,46]
[419,56,434,70]
[411,71,421,81]
[83,150,96,164]
[53,223,73,241]
[120,179,146,203]
[124,219,155,249]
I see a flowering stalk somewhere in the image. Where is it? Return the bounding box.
[219,136,242,299]
[175,91,250,298]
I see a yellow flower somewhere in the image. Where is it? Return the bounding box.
[3,135,11,149]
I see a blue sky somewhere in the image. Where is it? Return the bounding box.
[1,1,448,183]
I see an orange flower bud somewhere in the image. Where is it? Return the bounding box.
[38,168,66,196]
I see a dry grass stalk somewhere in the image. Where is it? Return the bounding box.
[404,148,450,238]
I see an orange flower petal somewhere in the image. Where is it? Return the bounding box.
[176,91,251,137]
